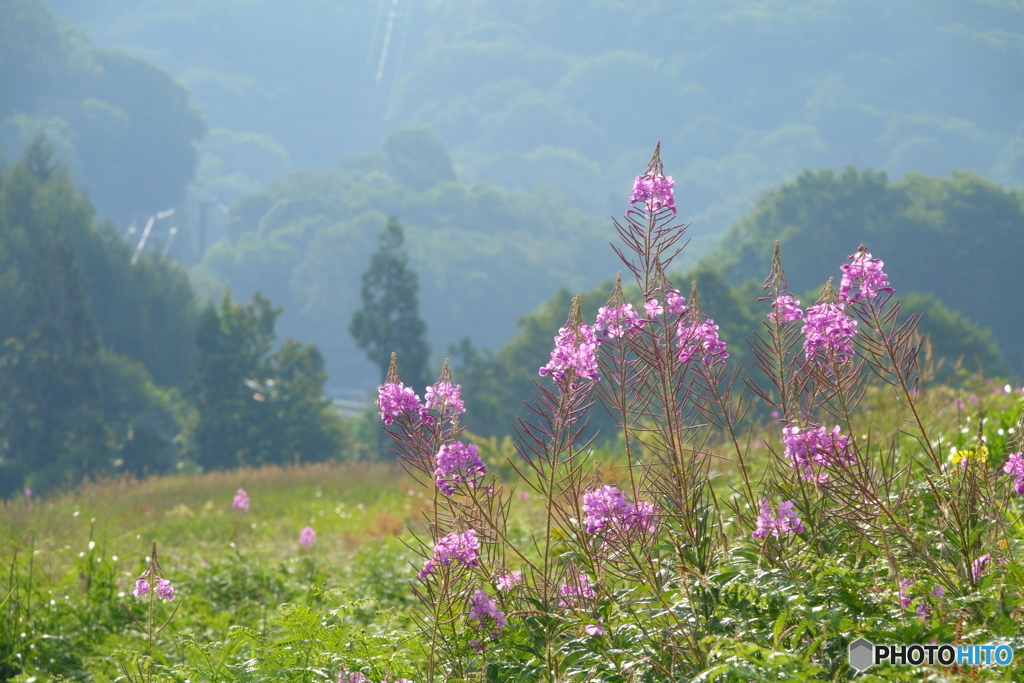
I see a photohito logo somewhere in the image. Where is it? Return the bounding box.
[848,638,1014,672]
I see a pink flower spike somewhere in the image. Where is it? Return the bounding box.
[233,488,249,512]
[378,381,422,424]
[629,172,676,214]
[133,578,151,598]
[299,526,317,547]
[839,249,892,302]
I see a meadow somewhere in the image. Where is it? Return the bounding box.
[2,378,1022,682]
[4,147,1024,683]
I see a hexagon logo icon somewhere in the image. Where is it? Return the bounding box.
[849,637,875,672]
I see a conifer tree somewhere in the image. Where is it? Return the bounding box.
[350,217,430,390]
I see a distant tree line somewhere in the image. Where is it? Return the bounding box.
[0,141,346,498]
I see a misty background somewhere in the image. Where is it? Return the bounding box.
[3,0,1023,397]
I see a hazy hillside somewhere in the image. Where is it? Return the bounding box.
[38,0,1024,239]
[0,0,205,224]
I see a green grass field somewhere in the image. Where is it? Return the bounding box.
[3,380,1024,682]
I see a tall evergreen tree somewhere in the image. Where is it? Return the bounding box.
[349,217,430,389]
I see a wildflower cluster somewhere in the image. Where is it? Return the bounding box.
[232,488,249,512]
[782,423,852,482]
[495,570,522,591]
[898,578,912,610]
[972,554,991,583]
[582,485,656,537]
[751,498,804,539]
[558,573,596,608]
[768,294,803,325]
[338,674,411,683]
[419,529,480,579]
[378,381,421,425]
[134,576,175,601]
[629,172,676,214]
[678,319,728,366]
[434,441,487,496]
[839,248,891,302]
[951,444,988,469]
[299,526,317,547]
[596,303,642,338]
[1003,452,1024,493]
[468,589,507,641]
[424,380,465,417]
[802,301,857,363]
[539,321,600,382]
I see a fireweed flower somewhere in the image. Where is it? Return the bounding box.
[665,289,687,316]
[558,573,596,608]
[419,529,480,579]
[1003,452,1024,494]
[582,485,633,534]
[596,303,642,338]
[751,498,804,539]
[337,673,369,683]
[378,381,422,425]
[299,526,317,547]
[539,322,600,382]
[495,570,522,591]
[839,249,891,302]
[629,171,676,214]
[782,423,852,482]
[644,299,664,319]
[917,602,931,620]
[898,578,912,610]
[424,380,465,417]
[155,578,175,601]
[585,622,606,636]
[768,294,803,325]
[133,578,151,597]
[582,485,657,537]
[233,488,249,512]
[972,554,991,583]
[468,589,507,638]
[802,302,857,363]
[678,320,728,366]
[434,442,487,497]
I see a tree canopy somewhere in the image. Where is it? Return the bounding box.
[709,168,1024,374]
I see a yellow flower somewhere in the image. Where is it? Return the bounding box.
[951,445,989,466]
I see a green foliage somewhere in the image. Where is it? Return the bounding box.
[0,0,206,224]
[901,292,1008,381]
[0,137,199,387]
[196,159,618,389]
[350,217,430,390]
[190,291,347,471]
[712,167,1024,375]
[0,142,190,497]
